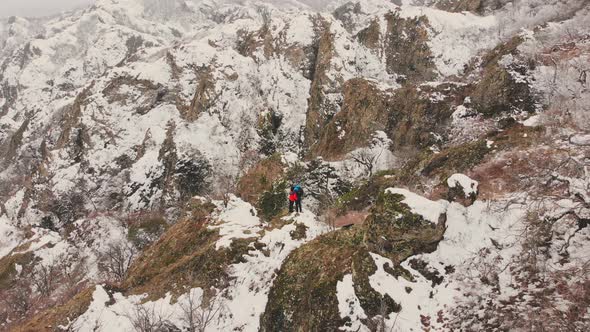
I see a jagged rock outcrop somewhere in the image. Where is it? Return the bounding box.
[313,78,390,158]
[304,18,340,154]
[468,37,537,116]
[313,80,465,159]
[358,12,436,83]
[261,191,446,331]
[2,1,590,331]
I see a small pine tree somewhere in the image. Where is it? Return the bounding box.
[258,181,287,220]
[40,216,56,231]
[175,154,212,200]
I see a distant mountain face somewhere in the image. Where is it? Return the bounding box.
[1,0,589,331]
[0,0,502,218]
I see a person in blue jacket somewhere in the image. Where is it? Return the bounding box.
[293,184,304,213]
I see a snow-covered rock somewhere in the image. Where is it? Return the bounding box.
[386,188,448,224]
[447,173,478,197]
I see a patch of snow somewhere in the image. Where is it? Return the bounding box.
[451,105,472,119]
[337,274,369,332]
[13,229,63,255]
[33,236,71,266]
[3,189,25,221]
[281,151,300,165]
[210,195,262,250]
[447,173,478,197]
[366,191,528,330]
[284,14,314,45]
[0,215,22,258]
[570,134,590,146]
[71,203,330,332]
[522,114,540,126]
[385,188,448,224]
[215,209,329,331]
[369,252,445,331]
[399,5,499,78]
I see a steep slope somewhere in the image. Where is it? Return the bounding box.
[1,0,589,331]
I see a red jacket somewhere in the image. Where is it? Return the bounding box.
[289,191,298,202]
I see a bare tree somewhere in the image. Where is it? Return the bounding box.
[216,170,239,208]
[32,261,59,297]
[99,241,137,282]
[58,254,88,289]
[3,279,33,319]
[321,208,337,231]
[317,191,339,231]
[179,289,225,332]
[128,303,170,332]
[351,149,384,178]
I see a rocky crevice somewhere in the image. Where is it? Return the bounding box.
[182,66,218,122]
[304,17,340,155]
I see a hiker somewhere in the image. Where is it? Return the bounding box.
[289,186,298,213]
[294,184,303,213]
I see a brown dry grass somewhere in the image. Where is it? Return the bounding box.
[122,214,219,300]
[12,286,95,332]
[236,154,284,205]
[472,146,572,201]
[539,35,590,65]
[121,200,256,302]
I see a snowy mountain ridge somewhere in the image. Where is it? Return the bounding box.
[0,0,500,217]
[0,0,589,331]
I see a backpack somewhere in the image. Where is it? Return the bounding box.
[289,191,298,202]
[294,185,303,198]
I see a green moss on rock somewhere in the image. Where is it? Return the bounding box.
[258,180,288,221]
[468,37,537,117]
[290,223,308,241]
[352,250,401,319]
[421,139,490,178]
[261,229,359,332]
[260,189,446,331]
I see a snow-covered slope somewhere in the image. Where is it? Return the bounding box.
[0,0,501,222]
[1,0,589,330]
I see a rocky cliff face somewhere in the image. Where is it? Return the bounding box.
[1,0,589,331]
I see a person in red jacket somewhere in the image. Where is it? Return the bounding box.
[288,186,298,213]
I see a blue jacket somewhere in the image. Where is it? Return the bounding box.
[293,185,303,198]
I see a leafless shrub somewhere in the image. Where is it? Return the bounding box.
[46,191,88,227]
[179,289,225,332]
[99,241,137,282]
[351,149,383,178]
[127,303,171,332]
[59,255,88,289]
[3,279,33,319]
[364,298,400,332]
[32,260,60,297]
[450,211,590,331]
[215,170,239,208]
[316,190,338,230]
[320,208,337,231]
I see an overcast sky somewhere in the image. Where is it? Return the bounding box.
[0,0,95,18]
[0,0,340,18]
